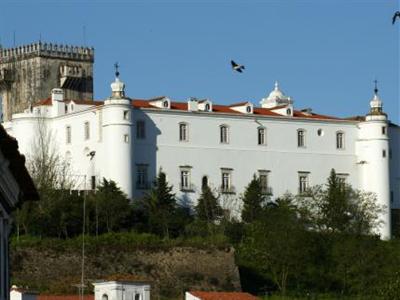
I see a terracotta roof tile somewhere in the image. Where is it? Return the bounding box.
[189,291,259,300]
[229,101,251,107]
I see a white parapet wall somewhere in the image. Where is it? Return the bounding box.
[93,281,150,300]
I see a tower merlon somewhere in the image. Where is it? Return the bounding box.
[0,42,94,63]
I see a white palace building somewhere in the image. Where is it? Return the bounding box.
[2,75,399,239]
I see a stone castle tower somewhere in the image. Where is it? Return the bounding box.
[0,42,94,121]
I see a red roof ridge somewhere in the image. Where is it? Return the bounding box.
[229,101,251,107]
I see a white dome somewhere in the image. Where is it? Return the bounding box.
[110,77,126,98]
[267,81,285,100]
[370,93,382,109]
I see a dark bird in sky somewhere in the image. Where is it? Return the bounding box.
[87,150,96,160]
[231,60,245,73]
[392,11,400,24]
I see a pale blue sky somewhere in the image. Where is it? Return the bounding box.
[1,0,399,122]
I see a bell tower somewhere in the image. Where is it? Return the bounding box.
[0,42,94,121]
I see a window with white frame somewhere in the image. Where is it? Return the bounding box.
[298,172,309,194]
[336,131,344,149]
[180,166,192,191]
[258,127,266,145]
[382,126,387,135]
[66,126,71,144]
[221,168,233,193]
[124,134,129,143]
[136,120,146,139]
[136,164,149,189]
[84,121,90,140]
[258,170,271,195]
[297,129,305,147]
[220,125,229,144]
[179,122,188,141]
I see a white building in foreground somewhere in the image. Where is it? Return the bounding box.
[2,75,399,239]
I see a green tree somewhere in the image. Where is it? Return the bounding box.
[196,185,222,222]
[241,175,267,223]
[238,194,310,296]
[141,170,177,238]
[91,179,132,233]
[297,169,382,235]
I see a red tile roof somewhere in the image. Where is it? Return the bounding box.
[131,99,343,121]
[38,295,94,300]
[229,101,251,107]
[32,95,347,122]
[188,291,259,300]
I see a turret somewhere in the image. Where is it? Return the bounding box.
[102,65,133,198]
[51,88,65,117]
[356,83,391,239]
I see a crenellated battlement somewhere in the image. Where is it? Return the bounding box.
[0,42,94,62]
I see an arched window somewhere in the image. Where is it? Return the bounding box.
[246,106,252,113]
[287,108,292,115]
[336,131,344,149]
[205,103,210,111]
[163,100,169,108]
[220,125,229,144]
[258,127,266,145]
[297,129,305,147]
[102,294,108,300]
[179,122,188,141]
[135,294,140,300]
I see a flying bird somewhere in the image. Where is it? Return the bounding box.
[87,150,96,160]
[392,11,400,24]
[231,60,245,73]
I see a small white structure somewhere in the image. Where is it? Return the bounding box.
[9,286,37,300]
[93,281,150,300]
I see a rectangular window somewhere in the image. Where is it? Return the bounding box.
[124,134,129,143]
[298,172,309,194]
[84,121,90,140]
[258,170,271,195]
[297,130,305,147]
[123,110,130,120]
[136,164,148,189]
[220,125,229,144]
[382,126,386,135]
[66,126,71,144]
[258,127,266,145]
[136,120,145,139]
[383,149,387,158]
[221,168,234,193]
[179,123,188,141]
[336,132,344,149]
[180,170,190,190]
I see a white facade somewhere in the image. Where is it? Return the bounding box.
[93,281,150,300]
[2,78,399,239]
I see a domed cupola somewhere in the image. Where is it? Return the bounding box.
[366,81,387,121]
[260,81,293,109]
[110,63,126,99]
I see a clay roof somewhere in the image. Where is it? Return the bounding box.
[34,97,52,106]
[37,295,94,300]
[229,101,251,107]
[131,99,343,121]
[188,291,259,300]
[0,125,39,210]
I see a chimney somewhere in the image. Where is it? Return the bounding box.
[51,88,64,103]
